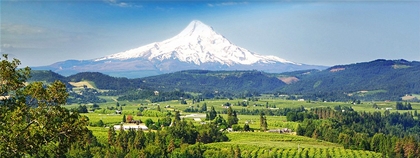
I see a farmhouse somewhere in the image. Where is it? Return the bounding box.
[114,124,148,131]
[129,120,142,125]
[268,128,292,133]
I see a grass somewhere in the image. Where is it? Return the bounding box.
[68,81,96,89]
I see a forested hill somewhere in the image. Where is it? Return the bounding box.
[29,70,68,83]
[66,72,146,90]
[28,71,143,90]
[28,70,286,93]
[141,70,286,93]
[29,59,420,100]
[281,59,420,100]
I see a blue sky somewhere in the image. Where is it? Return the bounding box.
[1,1,419,67]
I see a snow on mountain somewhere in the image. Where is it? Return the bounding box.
[35,20,326,78]
[95,20,299,66]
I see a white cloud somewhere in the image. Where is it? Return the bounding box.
[207,2,248,7]
[104,0,142,8]
[1,24,44,35]
[1,44,14,49]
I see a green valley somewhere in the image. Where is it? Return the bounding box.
[3,55,420,157]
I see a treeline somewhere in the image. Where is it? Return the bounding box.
[229,106,306,116]
[115,90,194,103]
[30,70,286,94]
[301,91,405,102]
[67,87,106,104]
[140,70,286,93]
[184,100,307,117]
[396,101,413,110]
[294,106,420,157]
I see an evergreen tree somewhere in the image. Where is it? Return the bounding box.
[117,127,128,153]
[227,106,238,127]
[209,106,217,120]
[260,112,267,131]
[233,111,238,124]
[133,129,146,150]
[122,114,127,123]
[167,139,176,153]
[174,111,181,123]
[108,126,117,147]
[243,124,250,131]
[96,120,104,127]
[201,102,207,112]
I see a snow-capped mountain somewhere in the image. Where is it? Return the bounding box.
[34,20,326,78]
[95,20,296,66]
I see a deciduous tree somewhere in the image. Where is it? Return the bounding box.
[0,54,91,157]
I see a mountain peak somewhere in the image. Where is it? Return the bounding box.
[94,20,308,69]
[36,20,327,78]
[176,20,216,38]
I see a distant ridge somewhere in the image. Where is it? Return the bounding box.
[30,59,420,101]
[34,20,326,78]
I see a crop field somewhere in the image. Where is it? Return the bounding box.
[65,96,420,157]
[72,96,420,129]
[211,132,340,149]
[205,132,382,158]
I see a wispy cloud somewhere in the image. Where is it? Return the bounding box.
[207,2,248,7]
[1,24,44,35]
[104,0,142,8]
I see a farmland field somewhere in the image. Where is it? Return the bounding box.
[74,97,420,127]
[206,132,382,158]
[66,95,420,157]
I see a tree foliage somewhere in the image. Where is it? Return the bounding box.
[293,105,420,157]
[0,54,93,157]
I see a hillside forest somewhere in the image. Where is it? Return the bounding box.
[29,59,420,103]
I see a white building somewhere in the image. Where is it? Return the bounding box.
[114,124,148,131]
